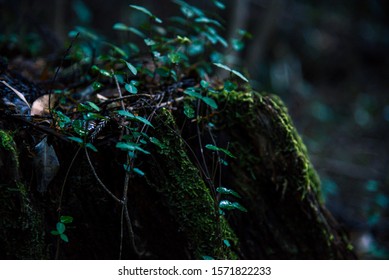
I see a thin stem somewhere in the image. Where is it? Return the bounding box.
[58,146,82,212]
[49,32,79,117]
[84,147,123,204]
[55,145,81,260]
[112,69,125,111]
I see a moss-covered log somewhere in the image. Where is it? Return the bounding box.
[212,91,355,259]
[145,108,237,259]
[0,90,355,259]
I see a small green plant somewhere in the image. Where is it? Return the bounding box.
[52,0,252,258]
[217,187,247,214]
[51,215,73,243]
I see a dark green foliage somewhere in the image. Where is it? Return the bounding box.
[0,0,356,260]
[51,215,74,243]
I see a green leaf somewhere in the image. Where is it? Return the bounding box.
[177,35,191,44]
[173,0,204,17]
[113,23,128,31]
[219,200,247,212]
[215,34,229,48]
[214,0,225,9]
[180,6,194,18]
[168,52,181,64]
[184,103,195,118]
[200,80,209,88]
[129,4,153,17]
[187,40,204,56]
[128,27,146,38]
[117,110,135,118]
[232,202,248,212]
[223,239,231,247]
[224,80,237,91]
[60,233,69,243]
[205,144,236,158]
[123,164,131,172]
[195,17,222,28]
[213,63,249,82]
[216,187,242,198]
[123,165,145,175]
[106,43,128,58]
[84,112,106,121]
[238,29,253,39]
[116,142,137,151]
[201,97,218,109]
[123,61,137,75]
[51,230,59,236]
[204,31,218,44]
[134,146,151,155]
[170,69,178,81]
[156,67,170,77]
[116,142,150,154]
[231,69,249,82]
[91,65,112,77]
[86,101,100,112]
[68,136,84,144]
[144,38,156,46]
[86,143,98,152]
[56,222,66,235]
[78,102,99,112]
[184,88,202,99]
[202,255,215,260]
[60,216,73,224]
[219,200,234,210]
[125,83,138,94]
[135,116,153,127]
[113,23,146,38]
[213,62,231,72]
[149,137,167,149]
[72,120,88,136]
[92,81,103,91]
[54,110,71,129]
[129,5,162,23]
[68,30,79,38]
[232,39,244,51]
[75,26,99,41]
[133,168,145,176]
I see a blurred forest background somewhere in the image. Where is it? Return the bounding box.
[1,0,388,259]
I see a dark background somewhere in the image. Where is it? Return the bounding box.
[1,0,389,259]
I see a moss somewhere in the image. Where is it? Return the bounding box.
[210,91,354,259]
[146,108,238,259]
[0,130,18,159]
[0,129,46,259]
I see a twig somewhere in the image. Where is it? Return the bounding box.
[84,147,123,204]
[156,96,184,109]
[49,32,79,116]
[112,69,125,111]
[99,93,156,108]
[5,114,70,142]
[196,100,212,185]
[112,69,142,257]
